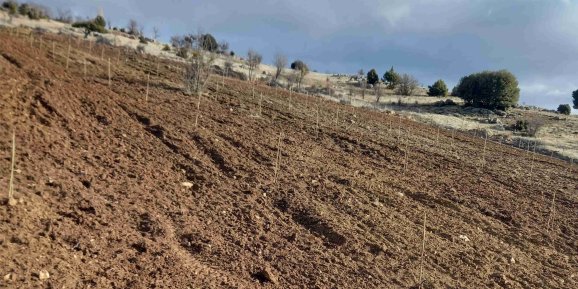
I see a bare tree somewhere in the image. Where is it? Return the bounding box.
[287,71,299,90]
[294,61,309,90]
[153,26,160,41]
[247,49,262,81]
[326,77,333,96]
[184,31,216,127]
[138,24,145,38]
[184,33,215,95]
[274,53,287,82]
[396,74,419,96]
[224,61,233,77]
[171,35,192,58]
[374,83,383,104]
[219,41,229,54]
[127,19,139,36]
[56,9,73,23]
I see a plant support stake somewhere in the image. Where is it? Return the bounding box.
[8,132,17,206]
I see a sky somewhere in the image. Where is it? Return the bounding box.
[35,0,578,111]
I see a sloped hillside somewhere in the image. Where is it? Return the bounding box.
[0,28,576,288]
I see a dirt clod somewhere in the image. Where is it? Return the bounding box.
[38,270,49,280]
[252,266,278,285]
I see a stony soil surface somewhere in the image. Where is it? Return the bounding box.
[1,29,577,288]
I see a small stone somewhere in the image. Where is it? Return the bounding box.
[38,270,50,280]
[181,182,194,188]
[8,198,17,206]
[3,273,12,281]
[458,235,470,242]
[510,257,516,264]
[255,266,278,285]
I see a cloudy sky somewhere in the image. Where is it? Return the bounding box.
[38,0,578,110]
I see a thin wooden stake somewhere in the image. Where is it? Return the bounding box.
[546,190,557,232]
[7,131,17,206]
[481,132,488,170]
[404,131,409,173]
[83,58,87,76]
[273,132,283,185]
[259,93,263,116]
[101,46,104,60]
[418,212,427,288]
[146,72,150,102]
[316,105,320,139]
[398,115,402,141]
[529,141,537,175]
[52,42,55,59]
[336,109,339,126]
[65,43,71,70]
[195,92,202,127]
[107,58,111,87]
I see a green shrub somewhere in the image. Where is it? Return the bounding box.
[557,104,571,115]
[176,47,188,59]
[26,5,48,19]
[162,44,170,51]
[512,120,528,131]
[367,69,379,85]
[139,35,148,44]
[454,70,519,110]
[200,34,218,52]
[2,1,18,14]
[72,15,107,37]
[290,60,307,70]
[13,2,47,19]
[573,89,578,109]
[427,79,448,96]
[382,66,400,89]
[94,15,106,28]
[17,3,28,15]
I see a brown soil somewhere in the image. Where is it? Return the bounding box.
[1,29,577,289]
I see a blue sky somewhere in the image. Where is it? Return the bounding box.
[36,0,578,111]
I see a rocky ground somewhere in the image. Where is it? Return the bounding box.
[1,28,577,288]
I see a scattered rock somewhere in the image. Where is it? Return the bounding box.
[252,266,279,284]
[494,110,507,116]
[458,235,470,242]
[8,198,17,206]
[181,182,194,188]
[38,270,50,280]
[488,118,501,124]
[3,273,12,281]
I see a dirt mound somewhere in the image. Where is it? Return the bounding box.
[1,28,577,288]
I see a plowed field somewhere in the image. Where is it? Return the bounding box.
[1,29,577,288]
